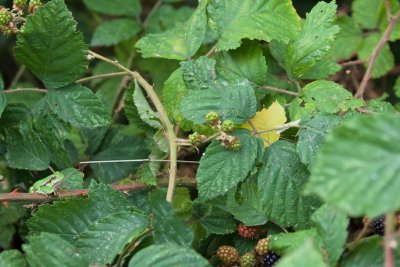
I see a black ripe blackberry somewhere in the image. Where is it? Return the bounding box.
[370,215,385,236]
[263,251,280,267]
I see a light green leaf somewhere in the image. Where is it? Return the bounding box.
[5,123,50,171]
[276,240,328,267]
[23,233,88,267]
[341,236,384,267]
[83,0,142,17]
[180,80,257,124]
[60,168,84,190]
[133,81,162,129]
[77,211,149,265]
[15,0,88,89]
[136,1,207,60]
[395,77,400,98]
[91,19,141,47]
[296,114,342,167]
[352,0,384,30]
[149,190,194,246]
[226,182,268,226]
[300,80,363,114]
[269,229,317,255]
[329,16,363,61]
[257,141,320,229]
[129,244,211,267]
[216,40,267,86]
[208,0,301,51]
[196,130,259,199]
[285,1,339,80]
[0,250,27,267]
[301,58,341,80]
[0,75,6,118]
[47,84,111,128]
[306,114,400,217]
[312,205,348,267]
[124,82,151,129]
[359,33,394,78]
[181,56,216,90]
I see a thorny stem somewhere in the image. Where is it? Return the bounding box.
[1,88,47,94]
[384,0,392,22]
[76,72,128,83]
[340,59,367,67]
[355,11,400,99]
[205,45,218,57]
[88,50,178,202]
[384,212,396,267]
[261,85,299,96]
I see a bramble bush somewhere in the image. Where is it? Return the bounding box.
[0,0,400,266]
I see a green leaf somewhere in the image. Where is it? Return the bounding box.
[146,5,194,34]
[300,80,363,114]
[181,56,216,90]
[216,40,267,86]
[301,58,341,80]
[306,114,400,217]
[196,129,259,200]
[257,141,320,229]
[0,250,27,267]
[395,77,400,98]
[83,0,142,17]
[352,0,384,30]
[47,84,111,128]
[5,123,50,171]
[133,81,162,129]
[269,229,317,255]
[329,16,363,61]
[296,114,342,167]
[208,0,301,51]
[91,19,141,47]
[23,233,88,267]
[28,183,133,243]
[15,0,88,89]
[226,182,268,226]
[60,168,84,190]
[77,211,149,265]
[0,75,6,118]
[276,240,328,267]
[129,244,211,267]
[285,1,339,80]
[312,205,349,267]
[359,33,395,78]
[136,1,207,60]
[149,190,194,246]
[124,82,150,129]
[341,236,384,267]
[180,80,257,124]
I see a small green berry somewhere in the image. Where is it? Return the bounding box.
[13,0,28,9]
[205,111,219,125]
[0,8,12,26]
[28,0,42,13]
[229,137,241,151]
[189,132,202,145]
[221,120,235,133]
[240,252,256,267]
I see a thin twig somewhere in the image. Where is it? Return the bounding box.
[88,50,178,202]
[261,85,299,96]
[76,72,128,83]
[355,11,400,99]
[205,45,217,57]
[340,60,367,67]
[1,88,47,94]
[143,0,163,28]
[384,0,392,22]
[79,159,199,164]
[384,212,396,267]
[9,66,26,88]
[295,81,302,93]
[252,120,301,135]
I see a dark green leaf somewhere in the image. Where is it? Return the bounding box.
[181,56,216,90]
[0,75,6,118]
[341,236,384,267]
[0,250,27,267]
[257,141,320,229]
[15,0,88,89]
[306,114,400,217]
[276,240,328,267]
[129,244,211,267]
[83,0,142,17]
[91,19,141,47]
[146,5,193,34]
[47,84,111,128]
[269,229,317,255]
[133,81,162,129]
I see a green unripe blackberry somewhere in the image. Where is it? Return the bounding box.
[189,132,202,145]
[205,111,219,125]
[13,0,28,9]
[222,120,235,133]
[28,0,42,13]
[0,8,12,26]
[229,137,241,151]
[240,252,256,267]
[216,245,239,264]
[255,237,269,255]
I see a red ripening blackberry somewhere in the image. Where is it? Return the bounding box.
[370,215,385,236]
[263,251,280,267]
[238,223,260,239]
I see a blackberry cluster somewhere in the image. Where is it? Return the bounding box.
[240,252,256,267]
[216,245,239,264]
[263,251,280,267]
[370,215,385,236]
[238,223,260,239]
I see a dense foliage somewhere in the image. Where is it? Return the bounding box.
[1,0,400,266]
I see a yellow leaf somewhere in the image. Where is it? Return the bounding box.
[242,101,287,147]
